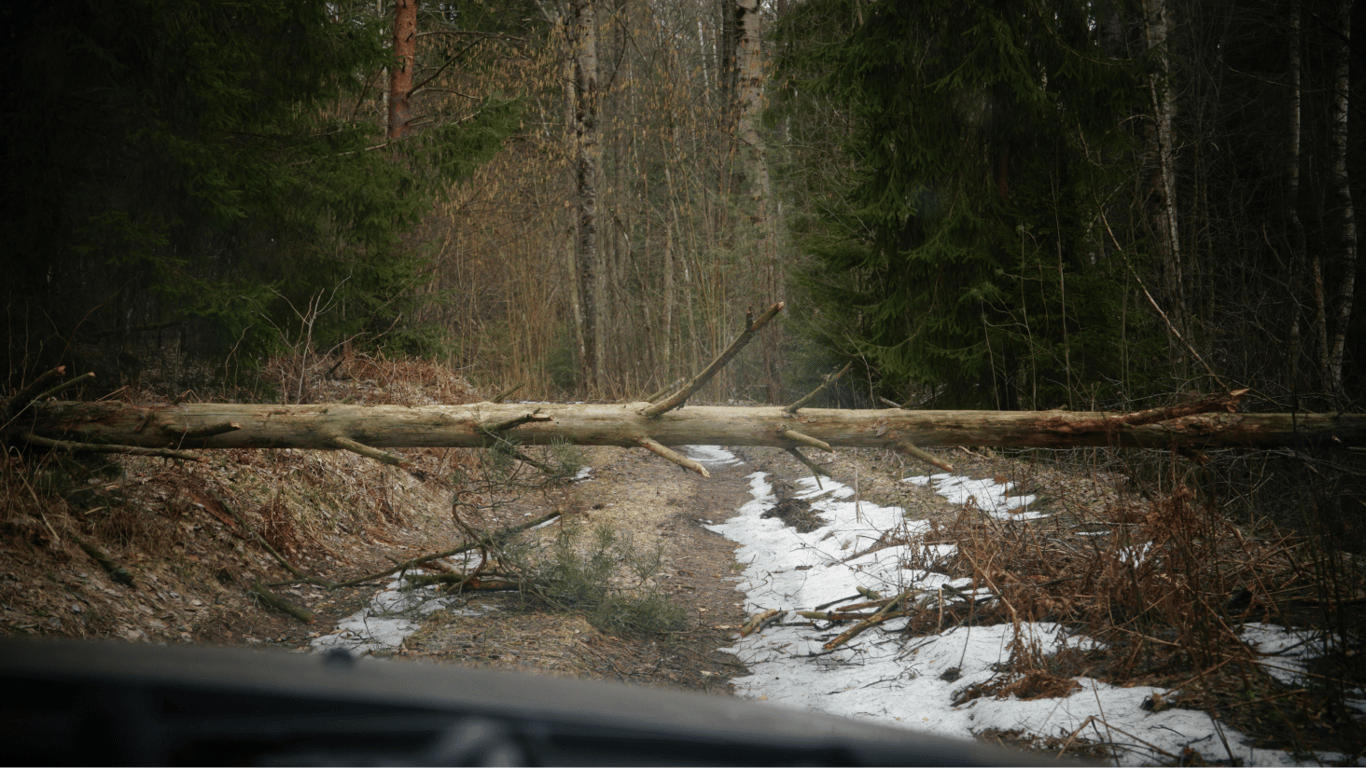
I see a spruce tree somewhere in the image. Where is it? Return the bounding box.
[1,0,517,390]
[775,0,1152,407]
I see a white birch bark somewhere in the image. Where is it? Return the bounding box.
[1142,0,1186,350]
[1327,0,1357,396]
[1289,3,1308,388]
[734,0,782,399]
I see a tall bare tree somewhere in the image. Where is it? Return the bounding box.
[388,0,418,139]
[567,0,603,387]
[732,0,782,399]
[1142,0,1187,360]
[1325,0,1357,397]
[1289,1,1310,390]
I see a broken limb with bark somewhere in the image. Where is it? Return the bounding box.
[641,303,785,418]
[249,578,316,625]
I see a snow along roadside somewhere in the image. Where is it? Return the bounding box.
[685,445,1353,767]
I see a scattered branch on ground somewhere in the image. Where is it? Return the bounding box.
[249,578,315,624]
[71,533,136,589]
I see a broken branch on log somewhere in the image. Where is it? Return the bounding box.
[785,362,852,414]
[490,383,524,403]
[21,433,207,462]
[777,424,833,452]
[1043,389,1249,434]
[891,439,954,473]
[644,377,685,404]
[3,366,66,422]
[32,372,97,407]
[638,437,710,477]
[483,409,551,433]
[163,421,241,441]
[642,302,784,418]
[331,436,406,467]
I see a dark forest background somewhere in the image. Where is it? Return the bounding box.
[3,0,1361,413]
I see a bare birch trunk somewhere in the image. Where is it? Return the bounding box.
[1326,0,1357,397]
[1142,0,1186,362]
[734,0,782,401]
[1289,3,1308,390]
[387,0,418,140]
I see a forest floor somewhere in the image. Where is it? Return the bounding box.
[2,359,1364,764]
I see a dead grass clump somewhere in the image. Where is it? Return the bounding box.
[900,461,1366,757]
[88,507,166,550]
[263,351,482,407]
[761,497,824,533]
[0,451,70,550]
[953,670,1082,705]
[919,482,1278,663]
[258,491,311,559]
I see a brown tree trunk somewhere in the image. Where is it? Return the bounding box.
[733,0,782,401]
[387,0,418,140]
[15,397,1364,453]
[569,0,602,389]
[719,0,740,131]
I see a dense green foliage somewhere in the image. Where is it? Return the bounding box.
[775,0,1158,407]
[1,0,517,390]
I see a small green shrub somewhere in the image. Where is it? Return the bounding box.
[531,522,686,635]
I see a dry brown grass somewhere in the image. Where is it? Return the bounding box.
[0,354,502,645]
[884,449,1366,760]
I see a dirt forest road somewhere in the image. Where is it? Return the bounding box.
[390,442,975,694]
[398,445,761,695]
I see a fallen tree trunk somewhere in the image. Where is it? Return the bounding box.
[3,320,1359,479]
[10,397,1362,455]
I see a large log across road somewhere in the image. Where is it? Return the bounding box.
[3,308,1360,477]
[13,398,1363,455]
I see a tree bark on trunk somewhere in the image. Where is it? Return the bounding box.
[733,0,782,401]
[1142,0,1186,363]
[387,0,418,140]
[1288,2,1308,392]
[14,398,1363,453]
[719,0,740,131]
[570,0,602,389]
[1326,0,1357,398]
